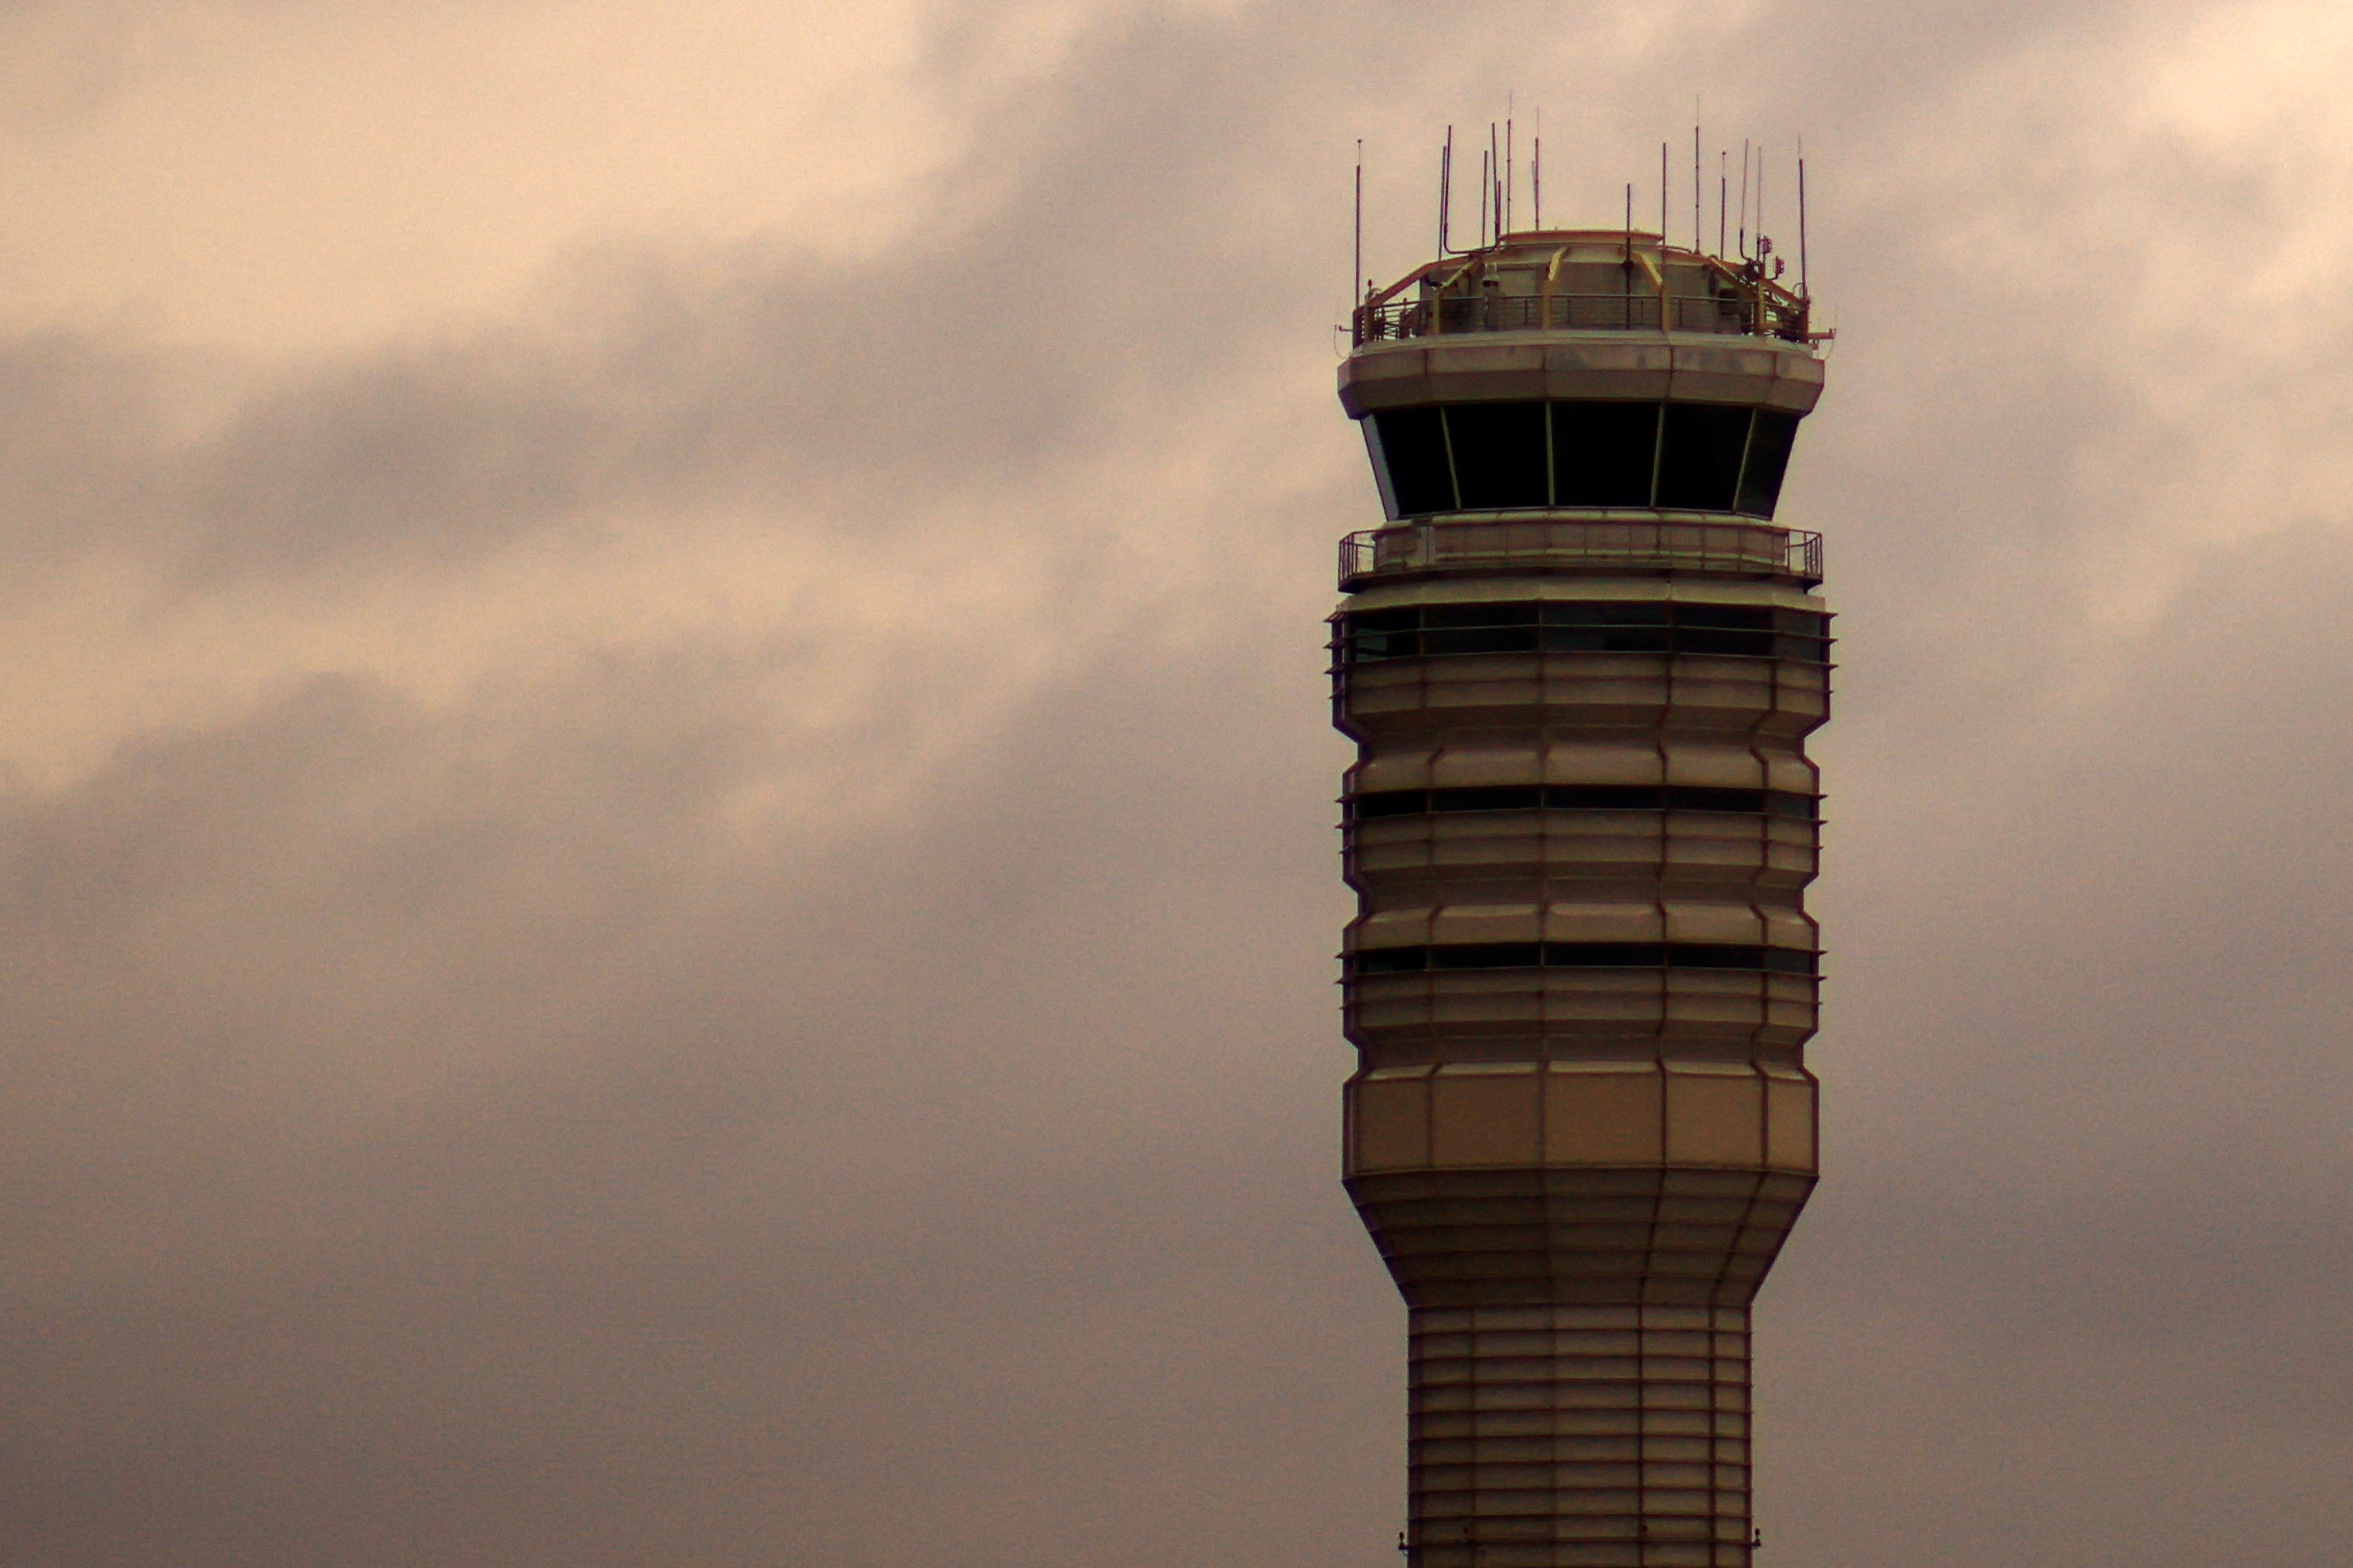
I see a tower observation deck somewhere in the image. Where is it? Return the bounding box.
[1331,226,1829,1568]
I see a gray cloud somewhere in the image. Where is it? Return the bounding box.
[5,1,2353,1565]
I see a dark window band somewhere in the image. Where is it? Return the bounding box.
[1338,601,1829,665]
[1348,943,1819,977]
[1346,786,1817,821]
[1369,400,1804,520]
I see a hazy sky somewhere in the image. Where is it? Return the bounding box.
[4,2,2352,1564]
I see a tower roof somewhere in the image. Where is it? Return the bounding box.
[1352,230,1821,352]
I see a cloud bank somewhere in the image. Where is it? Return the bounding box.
[4,1,2353,1564]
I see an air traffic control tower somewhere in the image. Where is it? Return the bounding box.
[1333,227,1829,1567]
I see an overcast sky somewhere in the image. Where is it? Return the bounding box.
[3,2,2352,1564]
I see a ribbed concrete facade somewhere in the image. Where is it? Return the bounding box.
[1335,230,1829,1568]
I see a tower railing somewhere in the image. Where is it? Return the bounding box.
[1354,290,1809,344]
[1339,517,1823,591]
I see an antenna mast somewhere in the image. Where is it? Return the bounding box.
[1479,147,1490,247]
[1438,126,1453,254]
[1490,122,1501,244]
[1354,139,1364,311]
[1738,138,1750,258]
[1798,146,1810,300]
[1505,113,1514,235]
[1623,181,1633,325]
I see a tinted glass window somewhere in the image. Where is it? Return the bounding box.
[1338,602,1830,665]
[1445,402,1550,510]
[1351,608,1420,631]
[1553,785,1671,810]
[1656,405,1753,511]
[1345,785,1817,819]
[1422,625,1538,656]
[1430,785,1544,812]
[1677,604,1774,630]
[1737,411,1800,517]
[1540,623,1673,653]
[1538,599,1671,654]
[1426,603,1538,627]
[1552,402,1658,507]
[1346,943,1817,976]
[1417,605,1538,655]
[1541,602,1669,625]
[1367,400,1804,517]
[1373,407,1454,516]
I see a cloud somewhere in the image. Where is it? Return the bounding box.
[5,1,2353,1565]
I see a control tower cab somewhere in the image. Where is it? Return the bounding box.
[1330,228,1831,1568]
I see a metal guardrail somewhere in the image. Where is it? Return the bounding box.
[1339,518,1823,590]
[1353,290,1809,344]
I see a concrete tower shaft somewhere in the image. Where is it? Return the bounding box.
[1332,229,1829,1568]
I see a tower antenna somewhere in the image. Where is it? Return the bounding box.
[1738,138,1750,259]
[1439,125,1453,254]
[1490,122,1501,245]
[1354,138,1364,311]
[1505,103,1514,235]
[1478,146,1488,247]
[1718,151,1727,257]
[1659,141,1668,246]
[1797,142,1810,300]
[1533,136,1542,228]
[1693,111,1702,253]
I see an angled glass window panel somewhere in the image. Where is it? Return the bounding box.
[1676,628,1776,658]
[1673,604,1773,631]
[1341,609,1419,663]
[1445,401,1551,509]
[1773,634,1829,662]
[1541,624,1673,653]
[1666,945,1765,970]
[1353,785,1801,816]
[1544,605,1674,655]
[1426,602,1541,628]
[1770,609,1830,638]
[1345,630,1417,662]
[1354,608,1422,632]
[1352,791,1431,819]
[1546,785,1667,810]
[1736,411,1800,517]
[1423,625,1539,656]
[1355,948,1429,975]
[1545,943,1669,968]
[1543,601,1671,626]
[1763,949,1820,976]
[1431,943,1544,970]
[1553,401,1660,507]
[1662,787,1765,813]
[1657,405,1751,511]
[1429,786,1545,812]
[1374,407,1455,515]
[1361,417,1401,518]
